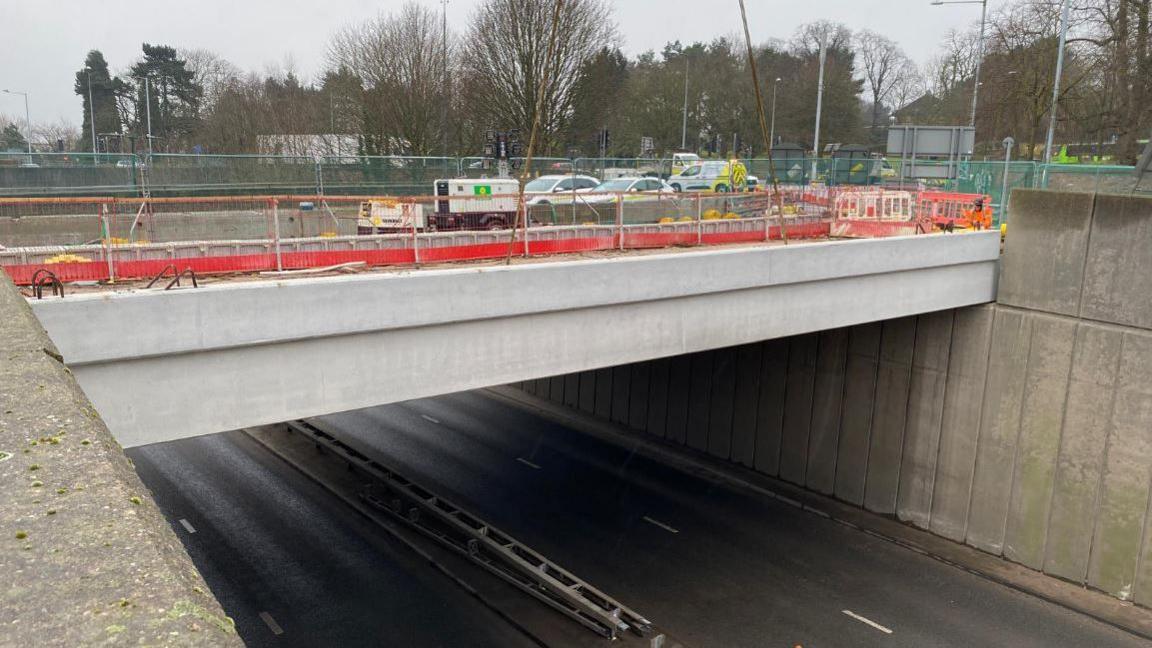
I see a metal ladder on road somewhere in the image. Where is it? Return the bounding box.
[286,420,658,641]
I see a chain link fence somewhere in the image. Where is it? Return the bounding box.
[3,152,1148,206]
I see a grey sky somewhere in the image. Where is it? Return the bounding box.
[2,0,990,125]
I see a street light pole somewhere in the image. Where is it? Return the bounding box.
[87,72,98,161]
[812,40,827,180]
[681,54,690,150]
[931,0,988,129]
[140,76,154,158]
[1043,0,1070,164]
[769,77,781,149]
[2,89,33,163]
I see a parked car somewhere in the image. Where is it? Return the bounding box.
[523,174,601,206]
[582,177,676,204]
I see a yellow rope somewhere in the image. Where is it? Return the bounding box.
[506,0,566,263]
[737,0,788,244]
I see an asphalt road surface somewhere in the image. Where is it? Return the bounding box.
[128,432,540,648]
[129,390,1150,647]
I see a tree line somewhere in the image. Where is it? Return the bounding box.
[52,0,1152,163]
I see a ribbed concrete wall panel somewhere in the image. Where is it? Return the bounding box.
[779,334,820,485]
[998,190,1094,316]
[730,343,764,467]
[834,322,882,506]
[863,316,917,515]
[806,329,849,495]
[1089,330,1152,601]
[966,308,1032,554]
[686,352,715,452]
[1080,193,1152,329]
[646,358,672,438]
[563,373,580,408]
[611,365,631,425]
[594,368,613,419]
[754,339,789,476]
[627,362,651,432]
[929,305,994,541]
[896,310,954,528]
[549,375,565,405]
[578,371,596,414]
[665,355,692,445]
[1003,314,1077,569]
[1043,323,1122,583]
[707,348,737,459]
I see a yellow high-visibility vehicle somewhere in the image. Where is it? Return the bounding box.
[667,159,749,193]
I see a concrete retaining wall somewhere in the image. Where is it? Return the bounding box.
[518,189,1152,606]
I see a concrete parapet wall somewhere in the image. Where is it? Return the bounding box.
[519,190,1152,606]
[0,274,239,646]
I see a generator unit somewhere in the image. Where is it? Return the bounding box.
[432,178,520,230]
[357,199,427,234]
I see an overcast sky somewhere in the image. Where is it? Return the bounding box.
[2,0,991,125]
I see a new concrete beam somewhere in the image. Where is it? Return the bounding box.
[30,234,1000,446]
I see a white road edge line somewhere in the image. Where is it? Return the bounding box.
[178,518,196,534]
[516,457,541,470]
[642,516,680,534]
[842,610,893,634]
[259,611,284,636]
[420,414,440,424]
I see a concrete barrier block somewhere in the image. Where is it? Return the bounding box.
[966,308,1032,553]
[779,334,820,485]
[897,310,954,528]
[1003,314,1077,569]
[1089,330,1152,601]
[610,365,631,424]
[731,343,764,467]
[998,189,1094,317]
[1044,323,1122,583]
[564,373,580,408]
[929,305,995,541]
[549,375,565,404]
[686,351,715,451]
[578,370,596,413]
[666,355,692,445]
[806,329,849,495]
[627,361,651,432]
[834,322,882,506]
[863,316,917,514]
[646,358,672,438]
[708,347,737,459]
[1080,193,1152,329]
[754,339,789,476]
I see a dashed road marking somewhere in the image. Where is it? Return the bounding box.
[259,611,284,635]
[842,610,892,634]
[642,516,679,534]
[420,414,440,424]
[516,457,541,469]
[178,519,196,534]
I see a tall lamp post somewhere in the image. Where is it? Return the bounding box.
[1043,0,1070,164]
[931,0,988,129]
[2,89,33,163]
[769,77,781,149]
[811,40,826,181]
[680,54,690,150]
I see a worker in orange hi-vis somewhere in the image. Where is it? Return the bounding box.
[966,197,992,230]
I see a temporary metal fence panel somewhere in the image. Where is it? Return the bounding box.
[0,152,140,197]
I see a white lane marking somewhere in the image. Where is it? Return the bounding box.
[178,519,196,534]
[516,457,541,470]
[259,611,284,635]
[842,610,893,634]
[642,516,680,534]
[420,414,440,424]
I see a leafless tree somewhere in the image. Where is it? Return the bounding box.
[856,30,921,129]
[328,1,453,155]
[32,119,81,151]
[180,48,241,115]
[460,0,617,153]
